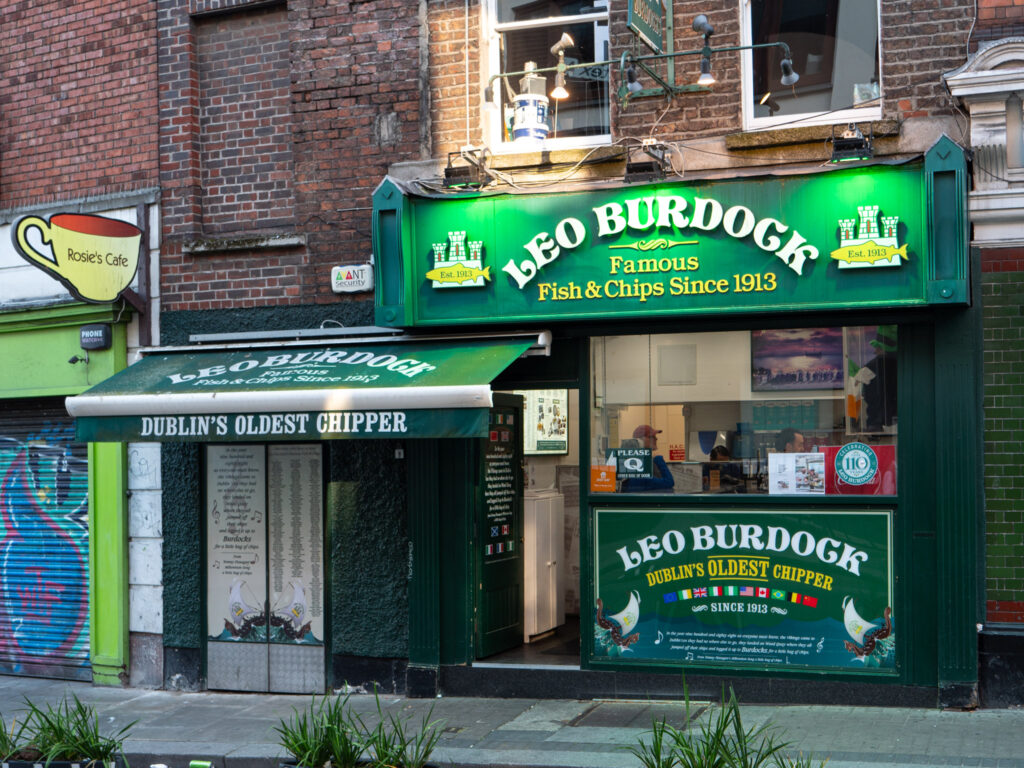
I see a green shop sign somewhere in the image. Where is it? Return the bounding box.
[373,144,968,328]
[594,508,895,673]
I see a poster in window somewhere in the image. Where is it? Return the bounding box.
[516,389,569,455]
[594,508,894,673]
[751,328,844,391]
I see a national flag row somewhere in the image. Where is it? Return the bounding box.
[489,524,511,537]
[485,540,515,555]
[663,586,818,608]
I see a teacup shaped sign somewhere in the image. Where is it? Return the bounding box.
[13,212,142,303]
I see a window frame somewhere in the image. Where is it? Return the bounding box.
[482,1,612,152]
[739,0,883,132]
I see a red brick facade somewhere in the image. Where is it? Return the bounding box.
[426,1,974,157]
[158,0,423,311]
[0,0,158,209]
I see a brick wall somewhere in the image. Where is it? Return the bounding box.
[0,0,158,208]
[159,0,424,312]
[982,248,1024,625]
[427,0,974,157]
[196,6,296,233]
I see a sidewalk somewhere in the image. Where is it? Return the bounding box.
[1,676,1023,768]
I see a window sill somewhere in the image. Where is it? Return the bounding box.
[725,120,899,151]
[485,143,622,171]
[182,233,306,255]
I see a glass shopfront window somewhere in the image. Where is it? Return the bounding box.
[590,326,896,496]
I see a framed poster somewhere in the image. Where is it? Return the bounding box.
[594,508,894,673]
[751,328,844,392]
[516,389,569,455]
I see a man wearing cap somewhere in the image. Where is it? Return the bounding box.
[622,424,675,492]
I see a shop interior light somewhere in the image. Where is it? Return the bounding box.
[759,91,780,116]
[830,123,874,163]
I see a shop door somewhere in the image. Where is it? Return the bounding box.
[475,394,525,658]
[0,403,90,680]
[205,444,325,693]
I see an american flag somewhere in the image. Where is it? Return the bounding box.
[740,586,754,597]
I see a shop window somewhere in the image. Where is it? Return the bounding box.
[590,326,897,496]
[486,0,610,149]
[742,0,881,130]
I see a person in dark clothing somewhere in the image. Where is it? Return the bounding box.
[622,424,674,492]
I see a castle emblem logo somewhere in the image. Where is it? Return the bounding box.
[830,206,908,269]
[425,230,490,288]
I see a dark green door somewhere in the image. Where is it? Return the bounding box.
[475,393,524,658]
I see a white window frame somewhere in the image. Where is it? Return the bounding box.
[482,1,611,152]
[740,0,883,132]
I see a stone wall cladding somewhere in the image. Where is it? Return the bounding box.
[981,248,1024,624]
[158,0,422,311]
[0,0,158,208]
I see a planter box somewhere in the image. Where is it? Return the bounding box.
[4,760,118,768]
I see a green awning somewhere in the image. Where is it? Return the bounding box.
[66,337,535,442]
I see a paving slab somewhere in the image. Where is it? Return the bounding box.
[2,675,1024,768]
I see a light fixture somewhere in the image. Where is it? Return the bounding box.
[485,12,802,114]
[759,91,780,116]
[780,58,799,87]
[68,353,89,365]
[692,14,714,38]
[830,123,874,163]
[549,33,574,101]
[551,71,569,100]
[625,63,643,94]
[550,32,574,57]
[697,56,715,86]
[624,142,670,183]
[443,151,485,188]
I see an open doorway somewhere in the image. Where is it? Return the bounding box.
[478,388,581,669]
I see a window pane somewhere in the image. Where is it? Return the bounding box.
[590,327,897,496]
[750,0,879,119]
[497,0,607,24]
[500,20,609,139]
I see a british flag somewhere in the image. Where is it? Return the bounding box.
[693,587,708,598]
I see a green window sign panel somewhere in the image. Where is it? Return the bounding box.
[594,508,895,673]
[373,159,968,328]
[628,0,666,54]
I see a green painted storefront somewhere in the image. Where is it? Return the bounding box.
[369,137,983,706]
[0,303,130,685]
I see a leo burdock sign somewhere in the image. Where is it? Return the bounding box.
[594,509,894,672]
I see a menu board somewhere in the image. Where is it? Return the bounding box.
[517,389,569,455]
[206,445,267,642]
[484,413,517,559]
[268,445,324,644]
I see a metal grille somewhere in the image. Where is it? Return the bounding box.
[0,400,90,680]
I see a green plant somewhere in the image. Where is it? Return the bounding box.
[628,684,827,768]
[0,713,25,761]
[325,697,366,768]
[17,694,134,767]
[362,691,443,768]
[274,696,335,768]
[626,718,678,768]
